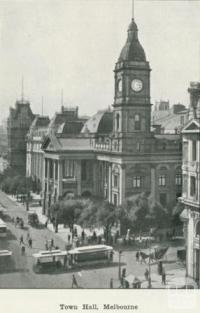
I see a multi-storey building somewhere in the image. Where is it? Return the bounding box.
[26,115,50,191]
[180,82,200,284]
[41,18,182,215]
[7,98,35,175]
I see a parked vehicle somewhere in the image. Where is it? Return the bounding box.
[28,213,39,227]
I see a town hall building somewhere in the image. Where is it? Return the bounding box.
[37,18,182,214]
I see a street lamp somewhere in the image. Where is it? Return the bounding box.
[118,250,123,280]
[148,238,152,288]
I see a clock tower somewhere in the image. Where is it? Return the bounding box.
[113,18,152,140]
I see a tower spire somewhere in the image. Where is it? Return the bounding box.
[132,0,134,20]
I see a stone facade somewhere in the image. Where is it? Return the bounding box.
[180,84,200,284]
[41,18,182,215]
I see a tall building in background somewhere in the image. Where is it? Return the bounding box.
[180,82,200,285]
[7,98,35,175]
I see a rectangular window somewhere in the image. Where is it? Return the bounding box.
[175,174,182,186]
[192,141,197,161]
[49,160,53,179]
[133,176,141,188]
[183,142,188,161]
[81,160,87,181]
[113,194,118,206]
[55,161,58,180]
[114,175,118,188]
[63,160,75,178]
[159,175,166,186]
[135,114,141,131]
[190,176,196,197]
[160,193,167,206]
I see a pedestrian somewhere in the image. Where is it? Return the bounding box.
[74,227,78,237]
[21,245,25,255]
[19,235,24,245]
[51,238,54,249]
[144,268,149,281]
[28,237,32,248]
[110,278,113,289]
[45,240,49,250]
[71,274,78,288]
[136,251,139,262]
[27,231,30,241]
[81,230,85,242]
[162,267,166,285]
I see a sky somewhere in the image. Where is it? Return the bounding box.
[0,0,200,122]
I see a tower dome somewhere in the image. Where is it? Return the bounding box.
[118,19,146,62]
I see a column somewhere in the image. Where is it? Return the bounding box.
[57,159,63,198]
[119,164,125,205]
[150,166,156,205]
[108,164,112,202]
[76,160,82,196]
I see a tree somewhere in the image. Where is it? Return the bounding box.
[49,199,84,233]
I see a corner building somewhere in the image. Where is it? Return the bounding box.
[42,19,182,213]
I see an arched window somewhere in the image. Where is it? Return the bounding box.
[135,114,141,130]
[116,113,120,131]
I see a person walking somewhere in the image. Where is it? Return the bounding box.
[28,237,32,248]
[144,268,149,281]
[50,238,54,249]
[136,251,140,262]
[110,278,113,289]
[162,267,166,285]
[71,274,78,288]
[19,235,24,245]
[45,240,49,250]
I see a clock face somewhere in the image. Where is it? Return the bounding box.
[131,79,143,92]
[117,79,122,92]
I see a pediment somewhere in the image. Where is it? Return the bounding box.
[182,120,200,133]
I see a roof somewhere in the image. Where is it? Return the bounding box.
[182,118,200,133]
[118,19,146,62]
[81,110,113,134]
[57,138,91,151]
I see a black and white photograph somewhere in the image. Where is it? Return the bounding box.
[0,0,200,298]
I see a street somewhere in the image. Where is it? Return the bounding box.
[0,190,185,288]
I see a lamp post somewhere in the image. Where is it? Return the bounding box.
[118,250,122,280]
[148,238,152,288]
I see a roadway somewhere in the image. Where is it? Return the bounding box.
[0,190,185,288]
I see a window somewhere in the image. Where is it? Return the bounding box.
[81,160,87,181]
[133,176,141,188]
[55,161,58,180]
[175,174,182,186]
[192,141,197,161]
[114,175,118,188]
[135,114,141,131]
[183,142,188,161]
[113,194,118,206]
[63,160,75,178]
[116,113,120,131]
[180,116,185,126]
[196,221,200,236]
[190,176,196,196]
[159,175,166,186]
[49,160,53,179]
[160,193,167,206]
